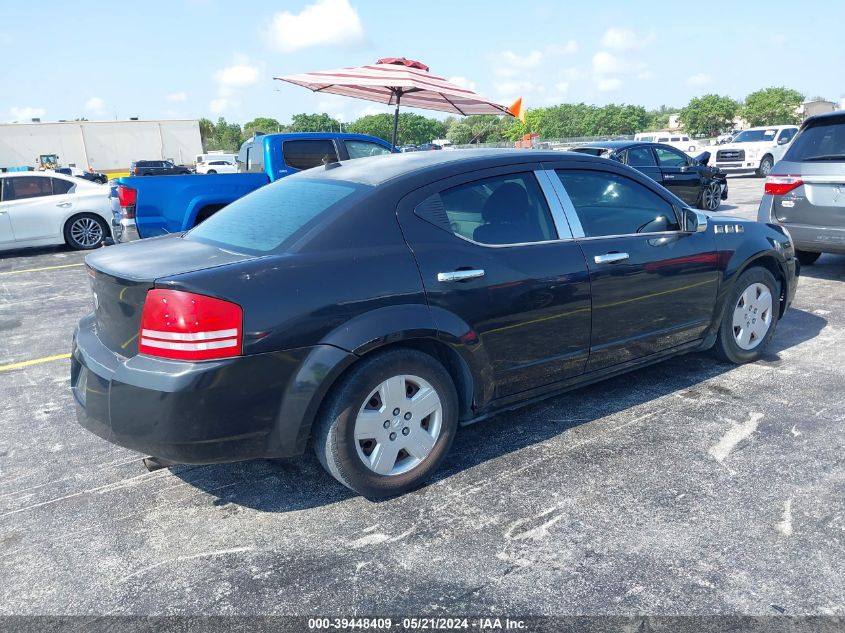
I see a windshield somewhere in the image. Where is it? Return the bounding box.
[186,177,364,254]
[732,129,778,143]
[783,121,845,162]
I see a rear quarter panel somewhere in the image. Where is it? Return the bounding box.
[118,173,269,238]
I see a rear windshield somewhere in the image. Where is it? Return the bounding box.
[185,177,363,254]
[783,121,845,162]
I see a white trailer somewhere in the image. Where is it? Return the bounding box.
[0,119,203,174]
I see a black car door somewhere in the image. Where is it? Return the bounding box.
[653,145,701,205]
[397,165,591,400]
[547,163,719,372]
[622,145,662,184]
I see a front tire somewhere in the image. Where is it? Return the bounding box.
[206,169,217,174]
[796,249,821,266]
[713,267,780,364]
[756,155,774,177]
[699,181,721,211]
[64,214,108,250]
[313,348,458,498]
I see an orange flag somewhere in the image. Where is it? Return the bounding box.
[508,97,526,123]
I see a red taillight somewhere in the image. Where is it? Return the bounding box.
[765,175,804,196]
[139,289,242,361]
[117,185,137,219]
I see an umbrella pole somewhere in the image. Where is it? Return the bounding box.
[391,91,401,151]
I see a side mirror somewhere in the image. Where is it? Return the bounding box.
[680,164,689,172]
[681,207,708,233]
[777,137,790,145]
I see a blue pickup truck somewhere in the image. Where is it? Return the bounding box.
[112,132,393,242]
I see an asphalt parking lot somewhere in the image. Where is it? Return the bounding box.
[1,175,844,617]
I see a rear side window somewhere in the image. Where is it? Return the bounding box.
[3,176,53,200]
[51,178,74,194]
[556,169,678,237]
[783,122,845,161]
[423,173,557,246]
[345,140,391,159]
[283,140,338,170]
[626,147,657,167]
[186,177,363,254]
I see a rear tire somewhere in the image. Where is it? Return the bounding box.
[795,249,821,266]
[206,169,217,174]
[64,213,108,250]
[313,348,458,498]
[713,267,779,364]
[756,155,774,177]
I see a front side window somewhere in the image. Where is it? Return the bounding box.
[626,146,657,167]
[654,146,689,167]
[345,140,391,159]
[433,173,556,246]
[4,176,53,201]
[556,169,678,237]
[283,140,338,170]
[777,128,797,144]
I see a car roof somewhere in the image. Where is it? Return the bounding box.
[294,148,608,187]
[742,124,797,131]
[245,132,392,148]
[573,140,638,150]
[801,110,845,128]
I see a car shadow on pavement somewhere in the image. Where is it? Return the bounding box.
[171,307,826,510]
[796,254,845,281]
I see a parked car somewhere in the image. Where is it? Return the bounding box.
[55,166,108,184]
[634,132,698,153]
[130,160,193,177]
[112,133,393,243]
[712,125,799,177]
[196,159,238,175]
[570,141,728,210]
[72,150,798,497]
[758,110,845,266]
[0,172,111,251]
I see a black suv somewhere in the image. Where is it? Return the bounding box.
[130,160,192,177]
[570,141,728,211]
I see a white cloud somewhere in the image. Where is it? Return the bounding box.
[9,106,45,121]
[686,72,711,87]
[209,98,229,114]
[166,91,188,102]
[594,77,622,92]
[86,97,107,115]
[555,81,569,94]
[266,0,364,53]
[214,60,259,96]
[770,33,788,46]
[600,27,655,52]
[448,76,477,93]
[546,40,578,55]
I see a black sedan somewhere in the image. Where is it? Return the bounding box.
[570,141,728,211]
[72,150,798,497]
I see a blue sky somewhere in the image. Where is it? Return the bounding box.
[3,0,843,125]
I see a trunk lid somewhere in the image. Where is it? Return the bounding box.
[84,235,255,357]
[774,160,845,228]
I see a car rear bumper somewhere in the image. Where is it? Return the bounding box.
[111,217,140,243]
[780,223,845,254]
[70,313,352,464]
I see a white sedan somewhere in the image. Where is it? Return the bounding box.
[196,159,238,174]
[0,172,112,252]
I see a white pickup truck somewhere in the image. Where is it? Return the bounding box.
[712,125,798,176]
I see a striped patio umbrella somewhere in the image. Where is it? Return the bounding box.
[276,57,520,150]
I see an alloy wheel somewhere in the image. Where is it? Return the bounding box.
[353,374,443,476]
[70,217,104,247]
[704,182,721,211]
[732,282,773,350]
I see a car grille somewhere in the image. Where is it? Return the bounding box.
[717,149,745,161]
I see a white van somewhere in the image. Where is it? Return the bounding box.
[634,132,698,153]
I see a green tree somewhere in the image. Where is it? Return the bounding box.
[742,87,804,126]
[679,94,740,137]
[244,117,283,137]
[287,112,342,132]
[348,113,447,145]
[348,113,395,142]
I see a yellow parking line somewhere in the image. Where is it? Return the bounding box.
[0,353,71,372]
[0,263,84,276]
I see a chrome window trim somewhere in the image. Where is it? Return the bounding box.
[534,169,574,240]
[541,168,586,238]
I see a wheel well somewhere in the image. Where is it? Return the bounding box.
[193,204,227,226]
[352,339,475,420]
[738,256,787,316]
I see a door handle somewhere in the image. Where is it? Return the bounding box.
[56,202,72,208]
[594,252,629,264]
[437,269,485,282]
